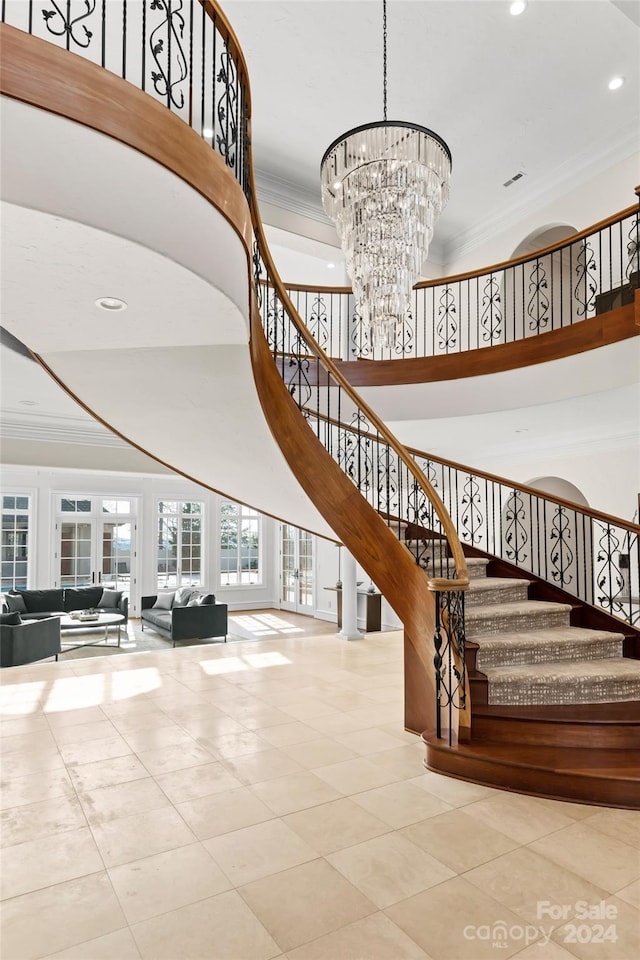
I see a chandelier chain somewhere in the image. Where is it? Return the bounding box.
[383,0,388,121]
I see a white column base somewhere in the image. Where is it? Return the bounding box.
[338,550,363,641]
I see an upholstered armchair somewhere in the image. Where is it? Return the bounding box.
[0,614,61,667]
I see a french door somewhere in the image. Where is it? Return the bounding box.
[56,498,135,591]
[280,524,314,614]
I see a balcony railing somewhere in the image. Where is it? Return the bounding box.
[1,0,250,195]
[285,204,639,361]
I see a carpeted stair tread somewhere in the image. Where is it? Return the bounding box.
[474,625,624,669]
[465,599,572,637]
[465,577,532,607]
[483,658,640,706]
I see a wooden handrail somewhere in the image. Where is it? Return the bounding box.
[302,406,639,531]
[277,203,637,295]
[406,444,640,532]
[245,183,468,585]
[414,203,638,289]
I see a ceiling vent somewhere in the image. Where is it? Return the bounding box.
[503,171,526,188]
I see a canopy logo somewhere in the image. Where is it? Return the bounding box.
[463,901,618,949]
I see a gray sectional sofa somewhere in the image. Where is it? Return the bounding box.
[1,586,129,624]
[141,587,227,646]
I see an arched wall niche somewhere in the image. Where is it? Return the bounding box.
[525,476,590,507]
[496,474,593,602]
[503,223,582,343]
[510,224,578,260]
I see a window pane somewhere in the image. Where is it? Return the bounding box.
[157,500,204,588]
[220,501,260,586]
[1,494,30,591]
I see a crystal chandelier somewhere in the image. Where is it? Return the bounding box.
[320,0,452,351]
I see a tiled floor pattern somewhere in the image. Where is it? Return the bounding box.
[1,613,639,960]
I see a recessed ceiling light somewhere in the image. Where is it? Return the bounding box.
[510,1,527,15]
[608,76,625,91]
[95,297,127,312]
[327,262,336,269]
[202,127,214,138]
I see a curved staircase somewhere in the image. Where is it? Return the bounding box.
[2,0,638,811]
[414,549,640,806]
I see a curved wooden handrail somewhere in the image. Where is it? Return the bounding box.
[405,444,640,531]
[0,23,253,256]
[277,199,639,375]
[415,204,637,289]
[331,302,638,387]
[280,203,637,294]
[245,189,469,588]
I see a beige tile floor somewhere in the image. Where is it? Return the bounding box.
[1,612,638,960]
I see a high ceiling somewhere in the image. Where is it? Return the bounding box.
[225,0,639,262]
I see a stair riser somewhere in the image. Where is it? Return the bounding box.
[488,679,640,707]
[477,639,623,670]
[470,717,640,749]
[466,609,570,638]
[425,744,640,809]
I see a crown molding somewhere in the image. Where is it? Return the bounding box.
[442,130,638,263]
[477,427,637,468]
[1,411,126,447]
[254,168,332,226]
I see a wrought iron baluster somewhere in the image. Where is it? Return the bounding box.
[549,504,574,586]
[187,0,193,125]
[433,589,466,745]
[101,0,105,68]
[595,522,625,616]
[122,0,126,77]
[42,0,95,50]
[527,258,549,332]
[574,239,597,316]
[436,285,457,352]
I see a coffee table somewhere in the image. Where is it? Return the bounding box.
[59,612,126,650]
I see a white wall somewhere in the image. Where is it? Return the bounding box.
[443,153,639,276]
[479,442,638,522]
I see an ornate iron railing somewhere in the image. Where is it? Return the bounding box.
[296,406,639,631]
[434,589,466,745]
[405,445,639,628]
[284,203,639,361]
[1,0,250,195]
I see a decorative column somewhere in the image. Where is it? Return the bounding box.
[338,549,363,640]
